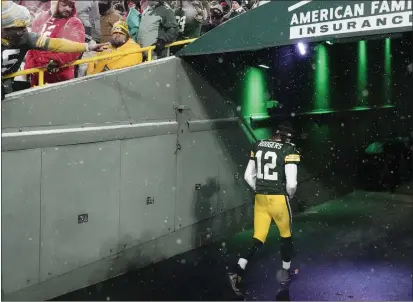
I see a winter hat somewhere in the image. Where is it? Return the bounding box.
[1,0,31,28]
[112,20,129,37]
[210,1,223,14]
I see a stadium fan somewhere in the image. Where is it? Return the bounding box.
[137,0,178,59]
[24,0,86,86]
[86,20,142,74]
[1,1,106,99]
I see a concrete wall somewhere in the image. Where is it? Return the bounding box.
[1,57,255,300]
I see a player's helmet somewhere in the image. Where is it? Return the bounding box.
[274,121,295,138]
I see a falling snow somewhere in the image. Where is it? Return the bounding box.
[2,11,412,302]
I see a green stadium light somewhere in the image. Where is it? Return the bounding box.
[313,44,330,111]
[357,40,368,106]
[384,38,392,104]
[242,67,271,140]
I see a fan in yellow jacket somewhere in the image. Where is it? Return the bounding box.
[87,21,143,75]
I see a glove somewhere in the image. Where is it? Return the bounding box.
[152,39,166,57]
[46,60,60,73]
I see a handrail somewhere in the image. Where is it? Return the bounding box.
[2,38,196,85]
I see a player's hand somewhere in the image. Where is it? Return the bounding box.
[46,60,60,73]
[88,42,109,52]
[152,39,166,56]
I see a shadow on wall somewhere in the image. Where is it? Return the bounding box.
[174,58,256,248]
[191,177,220,247]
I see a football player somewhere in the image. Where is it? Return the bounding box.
[228,121,300,296]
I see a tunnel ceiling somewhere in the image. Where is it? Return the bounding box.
[177,0,412,56]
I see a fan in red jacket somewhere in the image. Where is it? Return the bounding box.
[25,0,85,86]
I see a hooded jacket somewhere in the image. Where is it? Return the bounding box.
[126,7,141,43]
[24,0,85,86]
[137,0,178,48]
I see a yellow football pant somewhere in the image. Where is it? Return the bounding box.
[253,194,292,243]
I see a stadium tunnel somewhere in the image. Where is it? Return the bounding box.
[178,34,413,202]
[2,1,412,301]
[176,0,413,201]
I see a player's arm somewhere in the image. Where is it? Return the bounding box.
[244,147,257,191]
[27,32,103,53]
[284,148,300,198]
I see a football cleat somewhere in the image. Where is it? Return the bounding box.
[276,268,292,285]
[228,272,245,296]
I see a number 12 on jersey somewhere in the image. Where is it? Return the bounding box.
[256,150,278,180]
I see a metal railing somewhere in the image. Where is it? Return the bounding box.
[2,38,196,87]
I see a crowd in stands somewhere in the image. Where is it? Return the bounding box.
[1,0,270,98]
